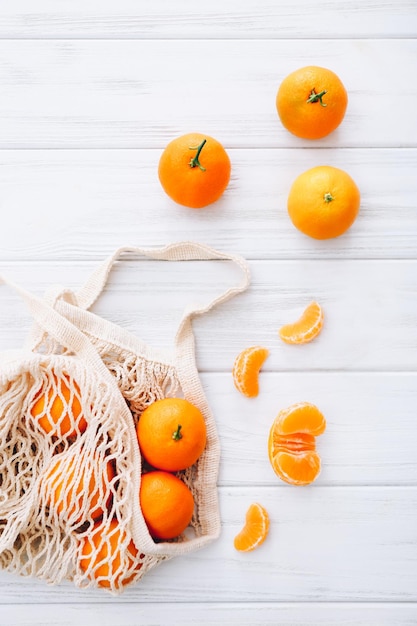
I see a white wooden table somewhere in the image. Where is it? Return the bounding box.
[0,2,416,624]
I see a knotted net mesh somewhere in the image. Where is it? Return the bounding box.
[0,344,206,593]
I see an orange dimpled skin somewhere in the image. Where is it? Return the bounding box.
[80,519,140,589]
[232,346,269,398]
[234,503,270,552]
[287,166,360,240]
[279,302,324,344]
[139,470,194,540]
[30,373,87,439]
[158,133,231,208]
[137,398,207,472]
[268,402,326,486]
[276,66,348,139]
[44,452,115,524]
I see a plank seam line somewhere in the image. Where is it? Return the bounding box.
[0,36,415,41]
[0,146,415,151]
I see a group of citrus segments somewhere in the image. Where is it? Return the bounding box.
[232,302,326,553]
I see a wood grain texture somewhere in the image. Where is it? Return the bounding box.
[0,260,415,371]
[1,0,416,620]
[1,603,417,626]
[208,372,417,486]
[0,0,415,39]
[0,487,415,603]
[0,40,415,149]
[0,148,415,261]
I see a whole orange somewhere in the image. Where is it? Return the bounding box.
[139,470,194,540]
[80,519,141,589]
[30,373,87,439]
[44,452,115,524]
[287,165,360,239]
[136,398,206,472]
[276,66,348,139]
[158,132,231,208]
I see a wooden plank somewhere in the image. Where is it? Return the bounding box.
[0,148,416,261]
[1,603,417,625]
[207,373,417,486]
[0,40,415,148]
[0,260,415,371]
[0,0,415,39]
[0,487,415,602]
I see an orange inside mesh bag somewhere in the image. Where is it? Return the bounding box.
[0,243,250,592]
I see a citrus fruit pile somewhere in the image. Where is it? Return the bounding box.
[137,397,207,540]
[30,372,207,588]
[158,65,360,241]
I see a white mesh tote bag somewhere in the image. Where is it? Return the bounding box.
[0,242,250,592]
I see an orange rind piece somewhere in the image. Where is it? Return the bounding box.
[232,346,269,398]
[268,402,326,486]
[234,503,270,552]
[279,301,323,344]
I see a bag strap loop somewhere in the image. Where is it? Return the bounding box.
[74,241,250,315]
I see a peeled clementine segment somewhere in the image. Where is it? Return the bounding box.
[234,503,270,552]
[279,301,323,344]
[232,346,269,398]
[268,402,326,486]
[275,402,326,437]
[270,450,321,486]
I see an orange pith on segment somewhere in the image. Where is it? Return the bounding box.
[232,346,269,398]
[234,503,270,552]
[279,302,323,344]
[268,402,326,486]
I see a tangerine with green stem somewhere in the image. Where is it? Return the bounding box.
[158,132,231,208]
[136,397,207,472]
[276,66,348,139]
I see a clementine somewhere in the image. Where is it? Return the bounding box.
[276,66,348,139]
[268,402,326,486]
[80,519,140,589]
[30,373,87,439]
[234,503,270,552]
[44,451,115,524]
[287,165,360,239]
[279,301,324,344]
[137,398,206,472]
[232,346,269,398]
[158,132,231,208]
[139,470,194,540]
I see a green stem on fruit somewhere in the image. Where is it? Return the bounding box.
[307,89,327,107]
[324,192,334,203]
[189,139,207,171]
[172,424,183,441]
